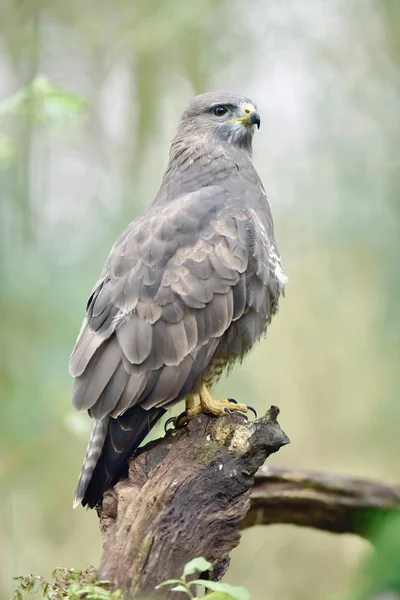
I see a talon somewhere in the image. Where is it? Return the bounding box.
[246,405,258,418]
[164,416,177,433]
[175,410,190,428]
[227,398,237,404]
[224,407,233,415]
[164,410,192,433]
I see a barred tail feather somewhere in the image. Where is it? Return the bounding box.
[73,418,108,509]
[75,405,166,509]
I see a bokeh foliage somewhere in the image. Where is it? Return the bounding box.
[0,1,399,599]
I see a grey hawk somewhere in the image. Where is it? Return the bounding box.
[69,91,287,508]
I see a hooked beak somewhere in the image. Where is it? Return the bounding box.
[247,110,261,129]
[236,105,261,129]
[225,105,261,130]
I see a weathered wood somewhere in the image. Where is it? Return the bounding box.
[98,406,289,598]
[243,466,400,538]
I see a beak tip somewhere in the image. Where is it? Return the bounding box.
[249,112,261,129]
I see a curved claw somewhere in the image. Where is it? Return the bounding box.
[224,407,233,415]
[164,416,177,433]
[227,398,238,404]
[164,411,191,432]
[175,410,190,428]
[246,405,258,419]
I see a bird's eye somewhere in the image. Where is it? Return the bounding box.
[213,105,228,117]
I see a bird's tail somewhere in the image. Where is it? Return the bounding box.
[73,405,165,509]
[73,419,108,509]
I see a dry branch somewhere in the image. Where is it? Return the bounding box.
[98,406,289,598]
[243,465,400,538]
[96,405,400,598]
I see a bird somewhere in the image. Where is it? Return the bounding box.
[69,91,287,509]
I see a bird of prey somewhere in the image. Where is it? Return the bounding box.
[70,91,287,509]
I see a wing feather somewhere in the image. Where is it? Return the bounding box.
[70,187,285,425]
[116,316,152,364]
[110,369,148,417]
[69,321,104,378]
[90,361,129,420]
[72,336,120,411]
[71,173,287,509]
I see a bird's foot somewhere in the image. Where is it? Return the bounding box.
[164,393,197,431]
[164,386,257,432]
[199,383,257,419]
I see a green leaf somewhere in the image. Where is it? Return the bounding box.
[0,75,86,126]
[183,556,212,576]
[205,593,235,600]
[155,579,182,589]
[191,580,250,600]
[170,584,191,594]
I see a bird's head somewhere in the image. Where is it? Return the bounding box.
[178,91,260,152]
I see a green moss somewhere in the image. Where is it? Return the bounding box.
[198,441,221,463]
[197,420,250,464]
[13,567,122,600]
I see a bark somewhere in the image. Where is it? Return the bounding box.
[243,465,400,539]
[97,406,400,598]
[98,406,289,598]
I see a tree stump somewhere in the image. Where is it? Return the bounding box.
[98,406,289,598]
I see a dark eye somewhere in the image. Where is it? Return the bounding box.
[213,105,228,117]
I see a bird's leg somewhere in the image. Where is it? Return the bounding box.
[177,385,255,426]
[164,386,257,431]
[172,394,200,427]
[198,383,249,416]
[185,394,196,412]
[164,394,196,431]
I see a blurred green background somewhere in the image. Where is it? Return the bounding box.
[1,1,399,599]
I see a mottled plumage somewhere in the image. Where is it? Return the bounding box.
[70,91,287,508]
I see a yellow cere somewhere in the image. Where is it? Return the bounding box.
[224,103,256,126]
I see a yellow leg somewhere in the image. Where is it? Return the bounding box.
[176,384,248,425]
[198,383,248,416]
[185,394,196,412]
[165,389,252,431]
